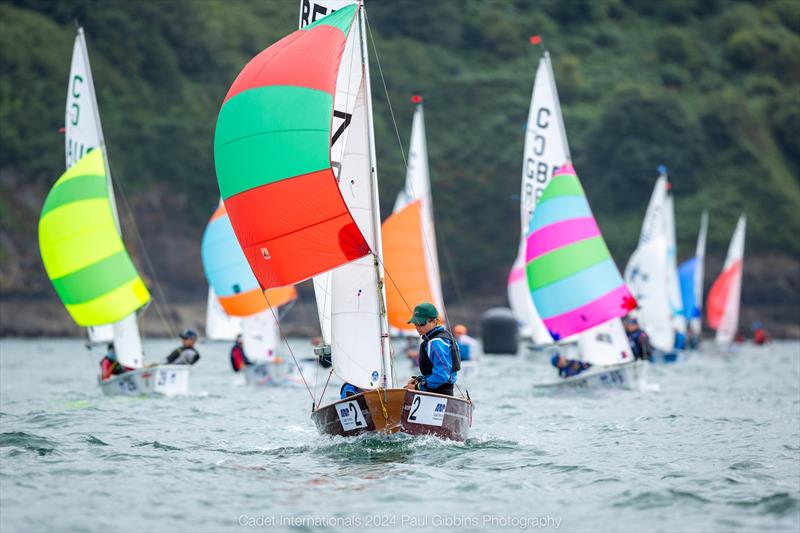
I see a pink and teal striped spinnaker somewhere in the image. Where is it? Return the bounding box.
[525,164,636,340]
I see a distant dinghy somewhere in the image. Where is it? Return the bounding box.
[200,201,301,386]
[707,215,746,347]
[215,2,472,440]
[507,50,570,346]
[41,28,188,396]
[527,164,643,390]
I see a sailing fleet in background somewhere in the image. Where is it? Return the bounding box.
[34,1,753,435]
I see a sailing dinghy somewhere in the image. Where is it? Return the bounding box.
[624,169,684,362]
[40,28,189,396]
[527,164,643,390]
[214,3,472,440]
[507,49,569,350]
[201,202,303,386]
[707,215,746,347]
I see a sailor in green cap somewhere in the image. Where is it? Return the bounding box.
[404,303,461,396]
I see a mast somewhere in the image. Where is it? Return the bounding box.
[543,50,571,161]
[77,27,121,234]
[357,2,393,388]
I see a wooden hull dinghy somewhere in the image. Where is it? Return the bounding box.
[311,389,472,441]
[534,360,647,391]
[98,365,190,397]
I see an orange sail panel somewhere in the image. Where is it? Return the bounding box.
[706,260,741,329]
[214,5,369,290]
[382,200,435,330]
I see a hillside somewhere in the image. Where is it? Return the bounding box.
[1,0,798,336]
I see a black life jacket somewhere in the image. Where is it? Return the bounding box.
[419,327,461,376]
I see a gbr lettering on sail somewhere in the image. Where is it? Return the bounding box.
[520,52,570,230]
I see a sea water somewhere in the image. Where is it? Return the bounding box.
[0,338,798,532]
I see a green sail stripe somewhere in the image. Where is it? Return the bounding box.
[51,249,140,305]
[538,173,584,204]
[41,174,107,217]
[526,236,610,290]
[215,86,332,199]
[304,3,357,34]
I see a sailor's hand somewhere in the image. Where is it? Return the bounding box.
[404,378,417,390]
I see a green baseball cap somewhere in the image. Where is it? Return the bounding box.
[408,302,439,325]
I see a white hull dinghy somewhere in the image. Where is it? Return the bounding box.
[535,360,647,391]
[243,359,307,387]
[98,365,190,397]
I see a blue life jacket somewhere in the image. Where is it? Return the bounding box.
[340,383,360,399]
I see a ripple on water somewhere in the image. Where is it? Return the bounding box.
[0,431,61,456]
[729,492,800,517]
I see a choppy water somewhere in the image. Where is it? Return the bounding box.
[0,338,798,533]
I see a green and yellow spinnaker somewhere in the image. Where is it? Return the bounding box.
[38,149,150,326]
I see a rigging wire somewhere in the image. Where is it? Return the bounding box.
[107,162,177,338]
[364,11,463,333]
[264,292,316,404]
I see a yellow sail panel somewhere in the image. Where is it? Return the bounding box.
[38,149,150,326]
[382,200,435,331]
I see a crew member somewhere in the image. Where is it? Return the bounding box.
[403,303,460,396]
[551,353,591,378]
[230,334,251,372]
[99,343,132,380]
[624,317,652,361]
[165,329,201,365]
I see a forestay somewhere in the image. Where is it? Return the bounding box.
[383,101,445,330]
[508,51,570,344]
[707,215,746,345]
[525,164,635,341]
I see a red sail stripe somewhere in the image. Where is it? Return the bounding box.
[223,26,347,104]
[224,169,369,288]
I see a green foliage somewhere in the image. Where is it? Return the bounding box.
[1,0,799,302]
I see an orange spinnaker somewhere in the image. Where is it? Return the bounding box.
[382,200,435,330]
[706,261,741,329]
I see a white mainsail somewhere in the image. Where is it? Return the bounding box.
[300,0,392,389]
[664,191,687,334]
[241,310,279,361]
[690,211,709,335]
[66,28,144,368]
[508,51,570,344]
[205,287,242,341]
[578,319,633,366]
[625,236,674,352]
[716,216,746,345]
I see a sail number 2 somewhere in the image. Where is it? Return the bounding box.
[336,400,366,432]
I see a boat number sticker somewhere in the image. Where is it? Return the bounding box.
[337,401,365,431]
[407,395,448,427]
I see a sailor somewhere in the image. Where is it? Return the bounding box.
[751,321,769,345]
[229,334,251,372]
[99,343,131,380]
[550,353,591,378]
[623,317,652,361]
[453,324,479,362]
[340,383,362,399]
[404,303,460,396]
[165,329,201,365]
